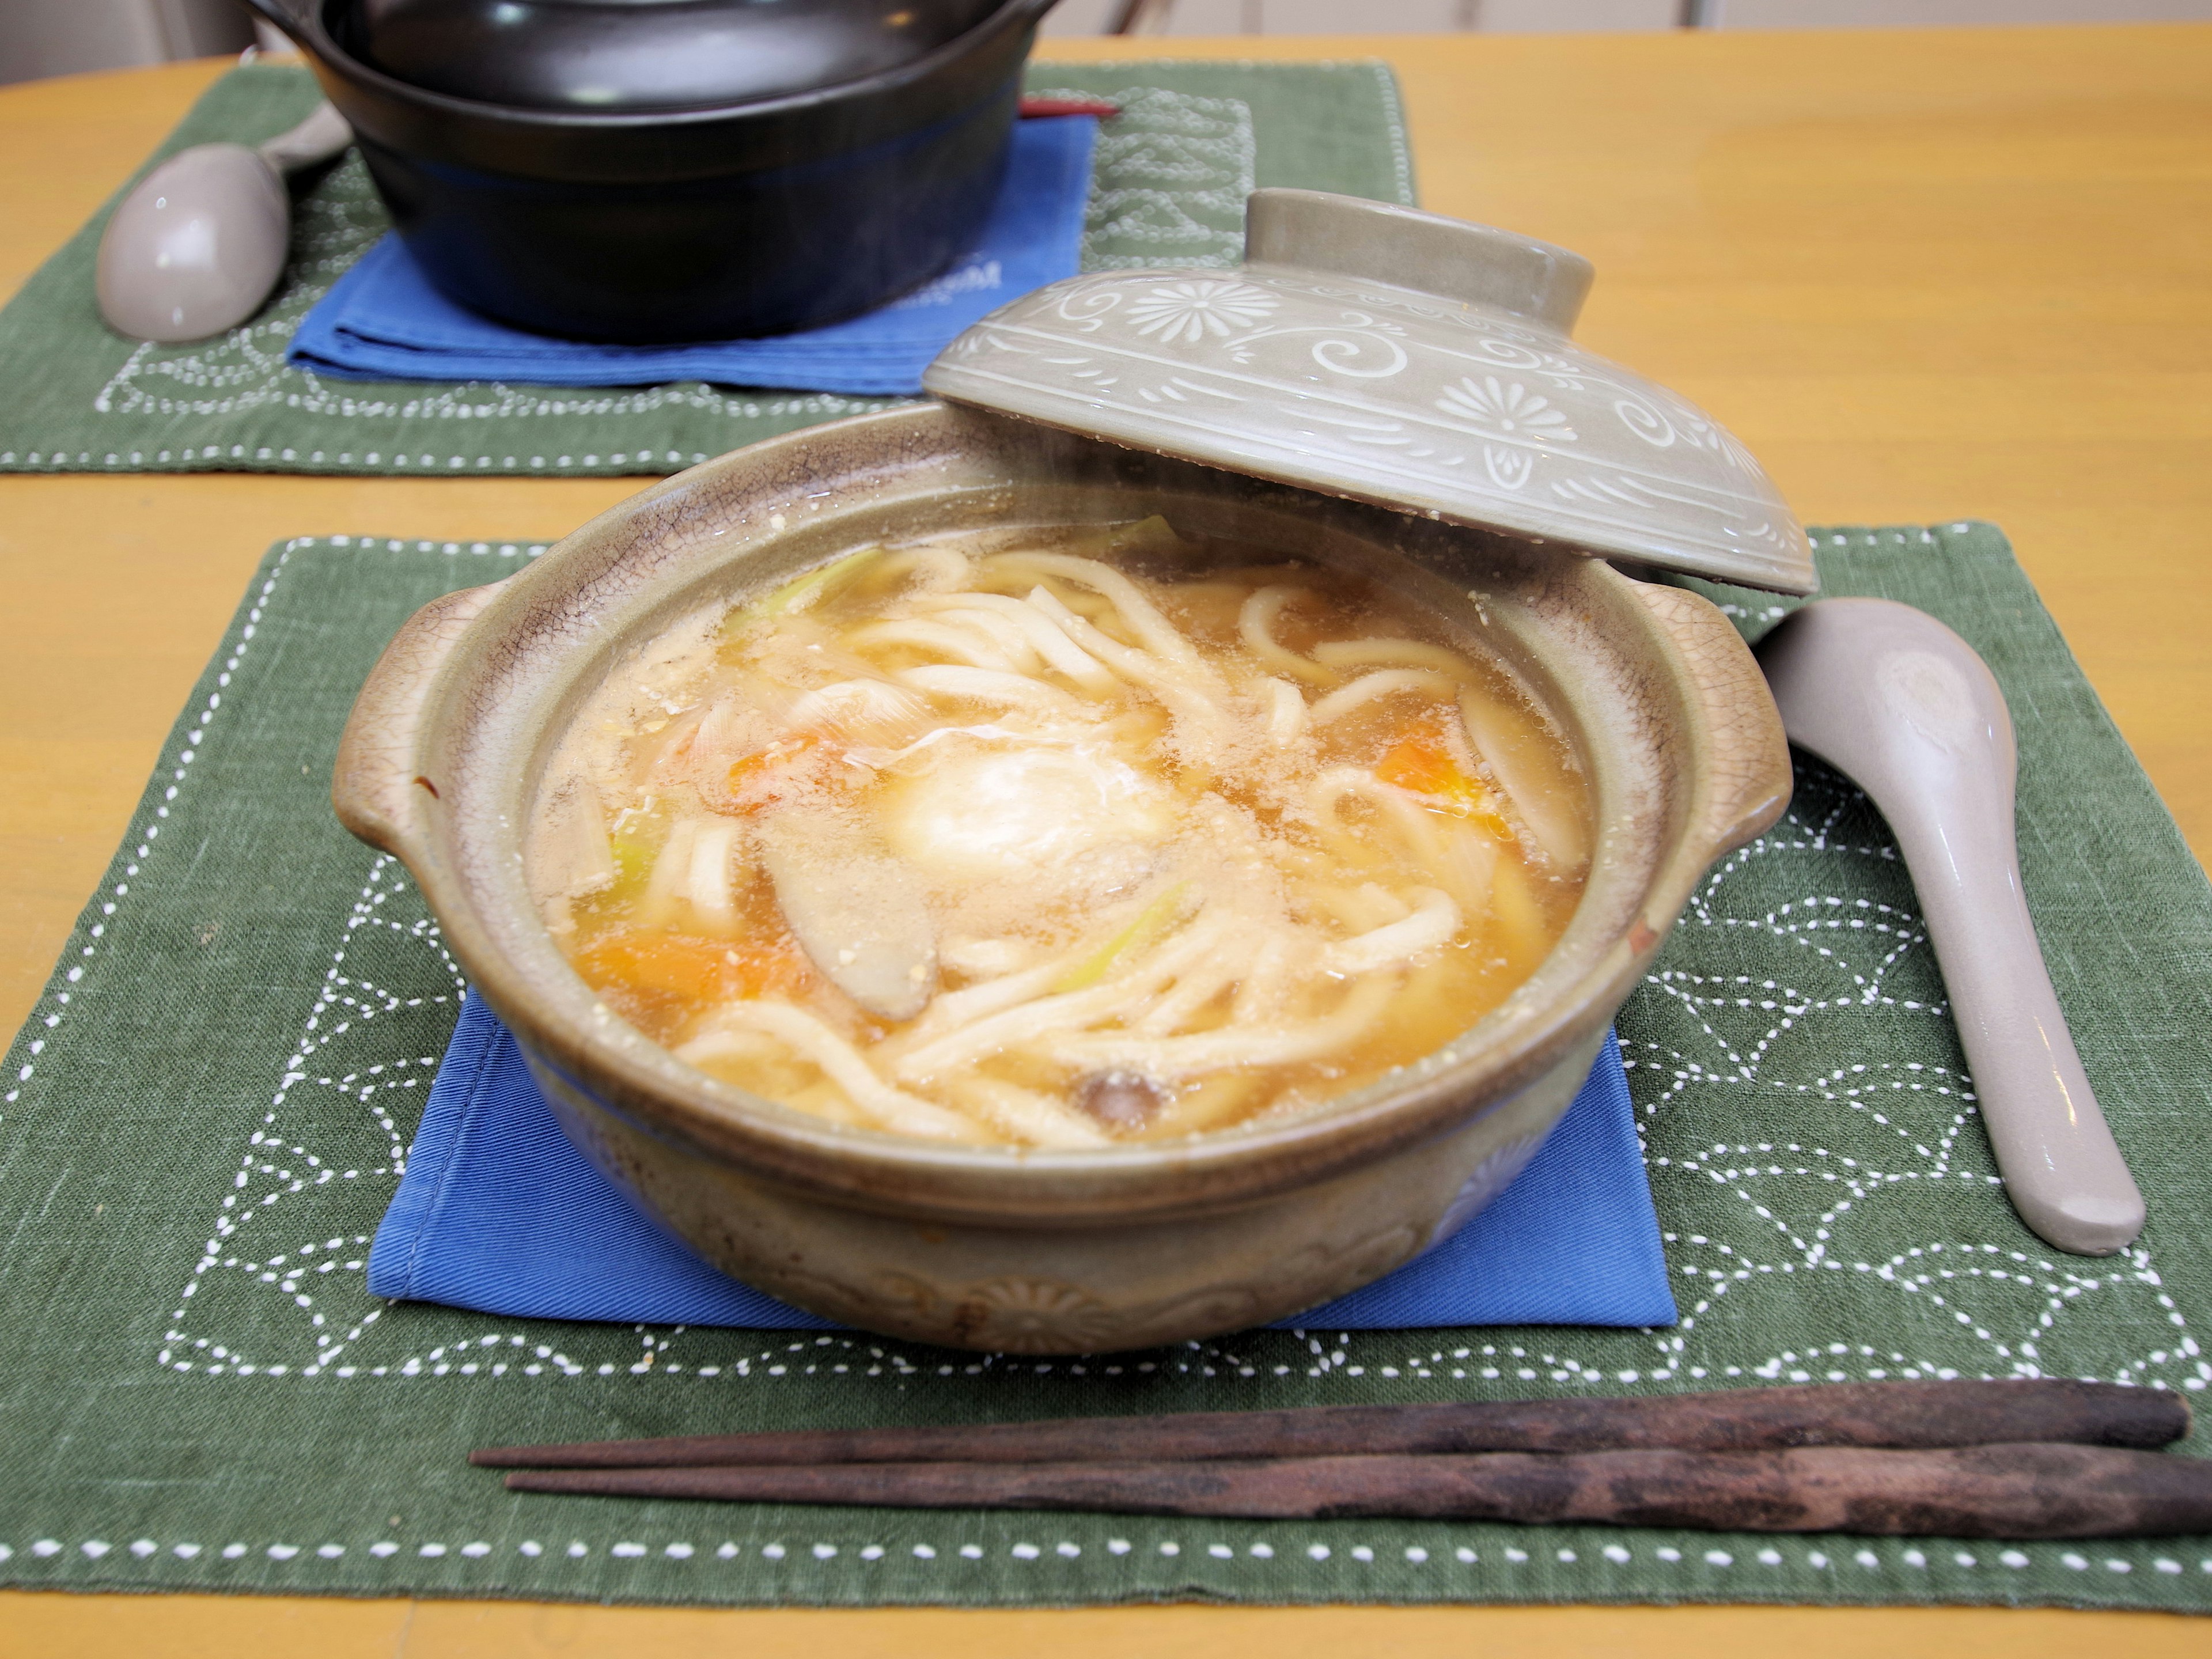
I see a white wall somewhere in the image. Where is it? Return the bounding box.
[1042,0,1683,33]
[1041,0,2212,32]
[0,0,255,87]
[3,0,2198,66]
[1710,0,2212,24]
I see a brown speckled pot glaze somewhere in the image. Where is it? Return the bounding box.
[332,402,1789,1354]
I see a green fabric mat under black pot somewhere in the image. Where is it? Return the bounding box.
[0,59,1414,478]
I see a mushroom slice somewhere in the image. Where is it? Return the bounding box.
[757,817,938,1022]
[1074,1068,1167,1131]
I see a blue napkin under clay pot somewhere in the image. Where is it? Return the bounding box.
[288,117,1097,397]
[368,995,1677,1333]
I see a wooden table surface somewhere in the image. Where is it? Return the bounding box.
[2,22,2207,1657]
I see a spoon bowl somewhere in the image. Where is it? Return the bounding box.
[96,145,289,343]
[96,103,352,344]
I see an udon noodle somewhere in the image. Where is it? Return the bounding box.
[530,517,1590,1147]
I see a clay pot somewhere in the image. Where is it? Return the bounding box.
[334,398,1789,1354]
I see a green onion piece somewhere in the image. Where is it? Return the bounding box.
[725,545,882,635]
[1108,516,1187,559]
[1054,881,1191,993]
[607,798,671,895]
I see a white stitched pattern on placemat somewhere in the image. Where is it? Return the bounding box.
[1037,85,1253,272]
[1,1527,2208,1583]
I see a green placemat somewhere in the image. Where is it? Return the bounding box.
[2,521,2209,1611]
[0,59,1412,479]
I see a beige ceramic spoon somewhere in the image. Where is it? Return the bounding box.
[1757,598,2145,1256]
[96,101,351,343]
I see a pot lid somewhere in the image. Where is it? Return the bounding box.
[334,0,1005,113]
[923,190,1816,595]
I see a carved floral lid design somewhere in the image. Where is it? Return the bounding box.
[923,190,1816,595]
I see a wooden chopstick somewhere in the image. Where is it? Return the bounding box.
[1017,96,1123,119]
[471,1379,2188,1471]
[501,1443,2212,1537]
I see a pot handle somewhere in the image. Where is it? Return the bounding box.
[1628,580,1794,859]
[332,584,501,861]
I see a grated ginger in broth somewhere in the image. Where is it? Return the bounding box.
[529,518,1590,1148]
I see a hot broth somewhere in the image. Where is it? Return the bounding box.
[530,518,1590,1147]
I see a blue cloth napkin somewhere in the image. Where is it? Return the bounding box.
[287,117,1097,397]
[368,995,1677,1332]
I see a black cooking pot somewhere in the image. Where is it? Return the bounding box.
[244,0,1060,342]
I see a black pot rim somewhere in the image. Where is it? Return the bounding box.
[250,0,1059,134]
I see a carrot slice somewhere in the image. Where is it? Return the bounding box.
[1375,725,1510,835]
[723,732,823,813]
[572,929,812,1039]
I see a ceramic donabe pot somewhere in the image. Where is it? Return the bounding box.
[334,402,1789,1354]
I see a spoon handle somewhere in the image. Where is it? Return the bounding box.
[1759,600,2145,1256]
[1886,780,2145,1256]
[256,102,352,176]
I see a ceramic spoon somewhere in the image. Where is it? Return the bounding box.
[1756,598,2145,1256]
[96,101,352,343]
